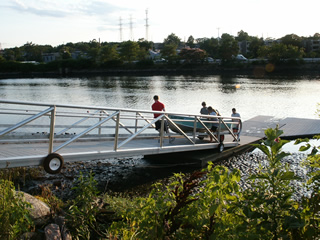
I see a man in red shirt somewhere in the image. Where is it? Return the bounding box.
[152,95,165,117]
[152,95,166,131]
[152,95,175,143]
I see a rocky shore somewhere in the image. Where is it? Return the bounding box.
[20,149,313,202]
[14,149,315,239]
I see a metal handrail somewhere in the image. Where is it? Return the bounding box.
[0,106,54,137]
[0,99,241,121]
[0,99,242,156]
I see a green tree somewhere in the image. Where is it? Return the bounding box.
[163,33,181,47]
[219,33,239,61]
[198,37,219,58]
[119,41,140,62]
[60,47,72,60]
[137,39,154,60]
[3,49,16,61]
[21,42,44,62]
[248,36,264,58]
[281,34,302,48]
[160,44,177,59]
[236,30,250,42]
[74,42,90,53]
[99,44,119,63]
[186,35,195,48]
[313,33,320,39]
[137,39,153,51]
[258,43,304,63]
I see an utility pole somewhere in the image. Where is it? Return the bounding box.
[145,9,149,41]
[119,17,123,42]
[129,15,133,41]
[217,27,220,45]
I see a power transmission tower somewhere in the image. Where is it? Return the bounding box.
[129,15,134,41]
[145,9,149,41]
[119,17,123,42]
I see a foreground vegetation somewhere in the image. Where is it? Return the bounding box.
[0,127,319,239]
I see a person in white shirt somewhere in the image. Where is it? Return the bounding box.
[231,108,241,141]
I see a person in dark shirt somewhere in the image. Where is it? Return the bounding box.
[200,101,208,115]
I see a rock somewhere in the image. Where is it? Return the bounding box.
[55,216,72,240]
[45,223,62,240]
[19,232,43,240]
[19,191,51,226]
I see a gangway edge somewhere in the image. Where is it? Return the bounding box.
[0,100,241,174]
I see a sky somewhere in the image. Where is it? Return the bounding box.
[0,0,319,49]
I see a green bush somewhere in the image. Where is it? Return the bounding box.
[0,180,34,240]
[105,127,320,239]
[295,136,320,239]
[66,172,107,239]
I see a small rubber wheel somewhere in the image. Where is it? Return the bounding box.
[218,143,224,153]
[43,153,64,174]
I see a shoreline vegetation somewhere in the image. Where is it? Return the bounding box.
[2,32,320,81]
[1,128,320,239]
[1,61,320,79]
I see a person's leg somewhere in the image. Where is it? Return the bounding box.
[155,120,161,132]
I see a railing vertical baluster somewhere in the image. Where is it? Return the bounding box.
[135,112,139,133]
[217,118,221,143]
[159,116,164,148]
[114,111,120,151]
[99,110,102,135]
[193,116,197,141]
[48,105,56,154]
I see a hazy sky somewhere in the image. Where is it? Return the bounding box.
[1,0,319,49]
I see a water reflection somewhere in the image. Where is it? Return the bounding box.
[0,75,319,121]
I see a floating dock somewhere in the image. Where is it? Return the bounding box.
[1,100,320,172]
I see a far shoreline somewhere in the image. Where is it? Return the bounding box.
[0,64,320,79]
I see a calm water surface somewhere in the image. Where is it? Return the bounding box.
[0,75,319,121]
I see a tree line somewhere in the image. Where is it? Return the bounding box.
[0,30,320,72]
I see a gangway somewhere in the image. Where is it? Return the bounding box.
[0,100,241,174]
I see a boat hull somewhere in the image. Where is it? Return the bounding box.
[168,115,234,134]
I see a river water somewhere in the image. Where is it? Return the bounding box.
[0,75,319,121]
[1,75,319,193]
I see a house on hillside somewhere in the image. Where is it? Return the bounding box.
[148,49,162,59]
[42,53,60,63]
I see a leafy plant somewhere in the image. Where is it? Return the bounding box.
[0,179,34,240]
[295,136,320,239]
[66,172,106,239]
[238,127,303,239]
[36,184,64,217]
[107,166,244,239]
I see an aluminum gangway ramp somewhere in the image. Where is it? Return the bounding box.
[0,100,241,174]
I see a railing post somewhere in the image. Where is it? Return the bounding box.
[217,117,221,143]
[99,110,102,135]
[159,116,164,148]
[135,112,139,133]
[48,105,56,154]
[114,111,120,151]
[193,116,197,141]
